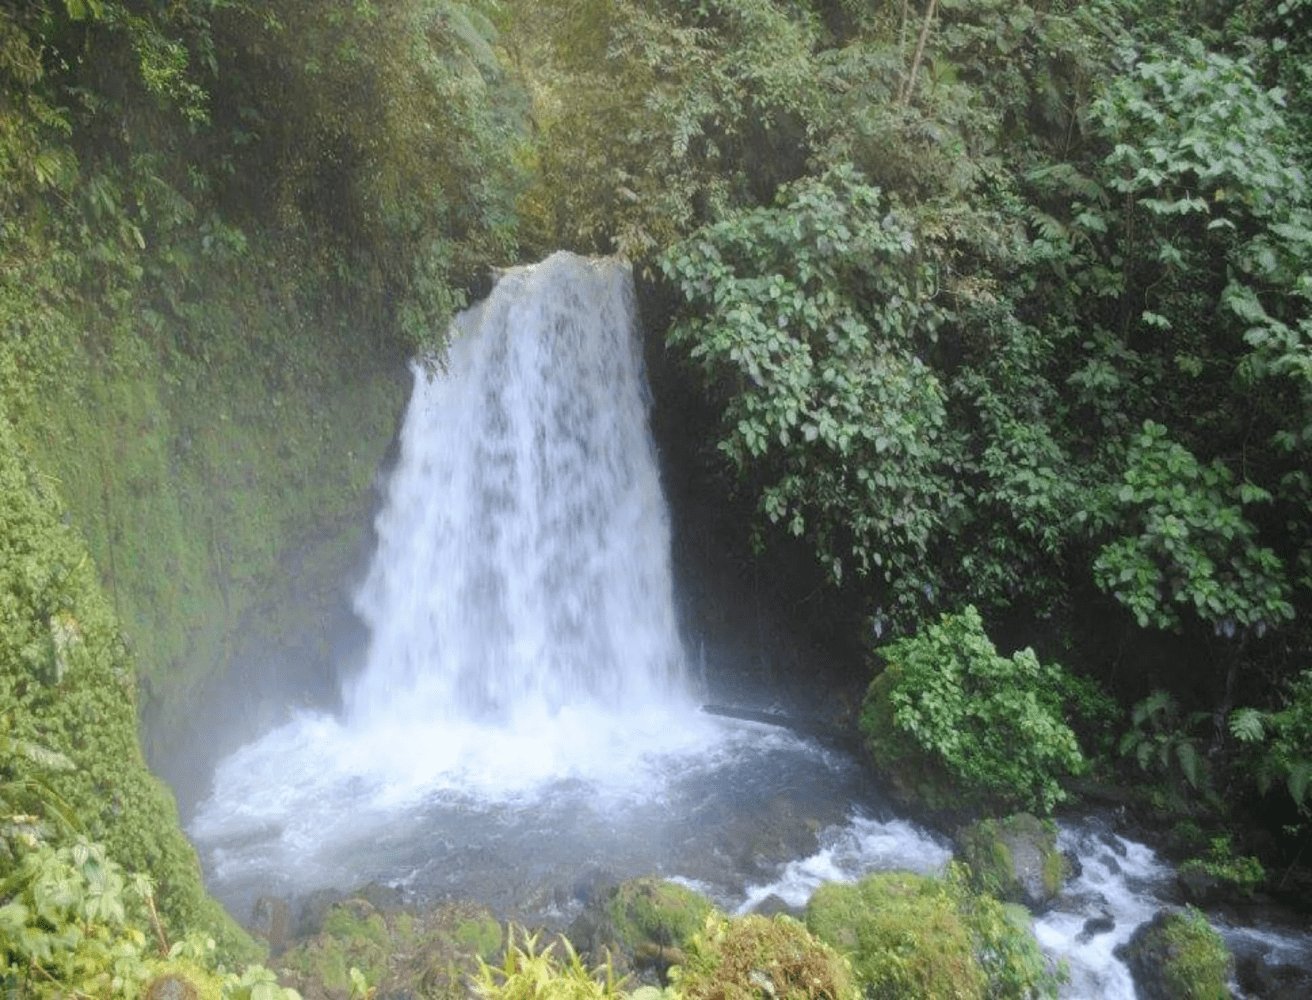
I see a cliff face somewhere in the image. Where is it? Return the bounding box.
[4,247,410,815]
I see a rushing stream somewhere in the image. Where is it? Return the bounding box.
[192,252,1310,1000]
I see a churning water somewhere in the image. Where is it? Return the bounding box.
[191,252,1310,998]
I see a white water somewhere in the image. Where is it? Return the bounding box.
[192,252,742,899]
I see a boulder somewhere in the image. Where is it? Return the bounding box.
[955,814,1067,912]
[1116,907,1234,1000]
[568,877,715,984]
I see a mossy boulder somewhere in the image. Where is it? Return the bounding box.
[1116,907,1234,1000]
[569,878,714,981]
[806,872,986,1000]
[955,814,1067,912]
[671,913,857,1000]
[277,897,502,1000]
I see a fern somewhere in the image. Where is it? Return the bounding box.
[1228,708,1266,744]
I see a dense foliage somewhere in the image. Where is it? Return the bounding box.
[860,607,1084,813]
[511,0,1312,855]
[4,0,1312,982]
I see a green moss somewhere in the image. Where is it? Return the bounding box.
[806,872,985,1000]
[672,914,857,1000]
[1160,908,1233,1000]
[1165,908,1233,992]
[142,959,225,1000]
[605,878,714,953]
[955,814,1065,907]
[1121,908,1233,1000]
[0,411,257,961]
[455,915,503,960]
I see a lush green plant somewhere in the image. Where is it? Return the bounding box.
[0,832,298,1000]
[1093,421,1293,635]
[1118,691,1210,791]
[861,607,1085,813]
[662,165,954,606]
[1179,836,1265,896]
[472,926,624,1000]
[1228,670,1312,816]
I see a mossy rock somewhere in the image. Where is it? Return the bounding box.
[1116,907,1234,1000]
[277,898,501,1000]
[672,913,857,1000]
[569,877,714,980]
[805,872,986,1000]
[608,878,714,951]
[955,814,1067,912]
[142,960,224,1000]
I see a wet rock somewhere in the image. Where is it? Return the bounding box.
[1116,908,1234,1000]
[1235,951,1312,1000]
[1077,913,1115,942]
[955,813,1068,912]
[355,882,407,916]
[251,895,292,955]
[297,888,346,939]
[746,894,799,919]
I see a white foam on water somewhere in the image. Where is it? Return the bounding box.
[1032,825,1171,1000]
[737,813,953,913]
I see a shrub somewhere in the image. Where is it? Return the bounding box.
[860,607,1085,813]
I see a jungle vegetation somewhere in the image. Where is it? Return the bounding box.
[2,0,1312,993]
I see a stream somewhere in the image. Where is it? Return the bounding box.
[191,252,1311,1000]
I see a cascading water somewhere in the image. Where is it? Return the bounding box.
[347,253,684,731]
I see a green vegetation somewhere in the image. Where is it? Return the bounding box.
[278,899,502,1000]
[671,914,855,1000]
[473,928,625,1000]
[5,0,1312,991]
[1118,907,1234,1000]
[805,869,1060,1000]
[860,607,1084,814]
[1179,836,1266,898]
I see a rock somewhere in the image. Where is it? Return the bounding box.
[955,814,1068,912]
[1077,913,1115,942]
[568,877,714,985]
[297,888,346,939]
[747,894,800,918]
[1235,951,1312,1000]
[1115,907,1234,1000]
[355,881,407,916]
[251,895,292,955]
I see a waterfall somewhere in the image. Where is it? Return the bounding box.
[191,253,725,900]
[347,252,685,728]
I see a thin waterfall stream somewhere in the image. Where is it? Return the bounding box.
[191,252,1311,1000]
